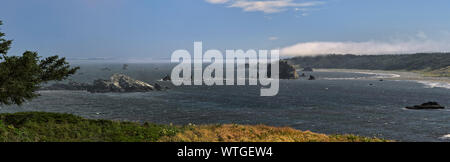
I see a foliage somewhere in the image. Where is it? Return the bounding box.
[0,20,79,105]
[0,112,389,142]
[287,53,450,71]
[0,112,181,142]
[416,66,450,77]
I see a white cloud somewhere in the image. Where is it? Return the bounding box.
[205,0,324,14]
[281,40,450,56]
[205,0,230,4]
[268,36,279,40]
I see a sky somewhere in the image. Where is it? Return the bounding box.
[1,0,450,61]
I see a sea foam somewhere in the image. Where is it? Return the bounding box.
[439,134,450,140]
[415,81,450,90]
[323,71,401,80]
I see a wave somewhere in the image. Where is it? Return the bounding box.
[415,81,450,90]
[439,134,450,140]
[323,71,401,80]
[353,72,401,79]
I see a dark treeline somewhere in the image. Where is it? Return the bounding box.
[286,53,450,70]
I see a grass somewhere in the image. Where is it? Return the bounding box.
[0,112,389,142]
[0,112,180,142]
[415,66,450,77]
[160,124,389,142]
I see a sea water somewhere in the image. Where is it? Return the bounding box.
[1,63,449,142]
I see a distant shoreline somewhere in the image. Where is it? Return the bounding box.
[313,68,450,89]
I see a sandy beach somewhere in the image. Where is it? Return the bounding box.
[315,69,450,89]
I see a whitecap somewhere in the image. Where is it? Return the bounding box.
[439,134,450,140]
[415,81,450,90]
[353,72,401,79]
[322,71,400,80]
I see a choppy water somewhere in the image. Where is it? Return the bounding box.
[1,63,449,142]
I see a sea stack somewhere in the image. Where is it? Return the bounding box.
[278,61,300,79]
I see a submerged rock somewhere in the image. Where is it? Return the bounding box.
[154,83,162,91]
[87,74,154,93]
[406,102,445,110]
[162,75,171,81]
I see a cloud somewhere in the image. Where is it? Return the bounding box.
[268,36,279,40]
[205,0,230,4]
[205,0,324,14]
[281,40,450,56]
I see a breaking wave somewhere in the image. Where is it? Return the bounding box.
[415,81,450,90]
[323,71,400,80]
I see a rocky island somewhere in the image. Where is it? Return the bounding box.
[42,73,163,93]
[276,61,300,79]
[87,74,154,93]
[406,102,445,110]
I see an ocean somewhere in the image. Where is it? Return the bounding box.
[1,63,449,142]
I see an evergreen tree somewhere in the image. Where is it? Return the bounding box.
[0,20,79,105]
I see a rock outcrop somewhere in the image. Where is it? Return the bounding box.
[154,83,162,91]
[41,74,160,93]
[162,75,171,81]
[87,74,154,93]
[276,61,300,79]
[406,102,445,110]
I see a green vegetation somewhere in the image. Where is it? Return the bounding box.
[287,53,450,76]
[0,112,388,142]
[415,66,450,77]
[0,20,79,105]
[0,112,180,142]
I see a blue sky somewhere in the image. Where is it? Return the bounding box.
[1,0,450,60]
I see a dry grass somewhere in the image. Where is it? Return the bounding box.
[418,66,450,77]
[159,124,389,142]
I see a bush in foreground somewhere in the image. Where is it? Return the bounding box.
[0,112,388,142]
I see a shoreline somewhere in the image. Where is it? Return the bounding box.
[314,68,450,86]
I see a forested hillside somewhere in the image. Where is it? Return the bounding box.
[286,53,450,71]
